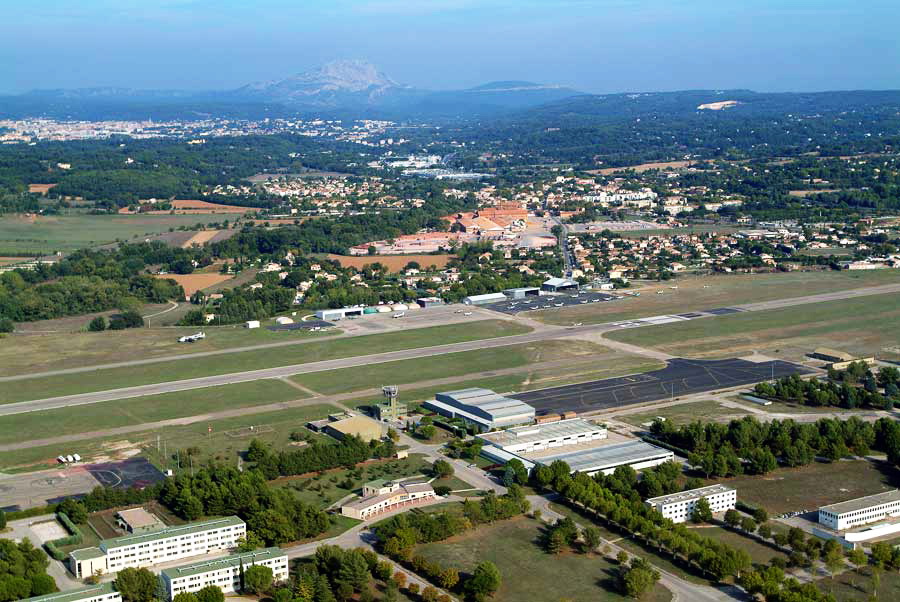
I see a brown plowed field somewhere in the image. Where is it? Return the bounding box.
[326,253,454,272]
[154,273,234,296]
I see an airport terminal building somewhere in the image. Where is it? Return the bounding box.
[69,516,246,579]
[423,388,536,432]
[161,548,288,599]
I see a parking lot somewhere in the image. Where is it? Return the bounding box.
[482,291,618,315]
[516,357,815,415]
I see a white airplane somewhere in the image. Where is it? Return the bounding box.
[178,332,206,343]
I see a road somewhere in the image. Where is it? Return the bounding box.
[4,280,900,417]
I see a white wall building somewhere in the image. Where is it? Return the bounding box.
[645,484,737,524]
[70,516,246,579]
[341,480,436,521]
[161,548,288,600]
[477,418,607,455]
[818,490,900,531]
[21,583,121,602]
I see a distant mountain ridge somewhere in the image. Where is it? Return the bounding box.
[18,59,582,117]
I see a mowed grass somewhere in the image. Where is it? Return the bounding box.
[688,526,787,564]
[606,291,900,360]
[617,399,752,428]
[0,404,340,472]
[416,516,672,602]
[1,319,531,403]
[0,213,230,254]
[534,270,900,326]
[816,565,900,601]
[293,340,610,395]
[0,379,307,446]
[706,459,900,515]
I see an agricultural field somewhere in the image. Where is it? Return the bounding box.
[0,404,340,472]
[153,272,234,296]
[415,516,672,602]
[0,213,231,254]
[325,253,454,272]
[0,379,309,447]
[533,270,900,326]
[706,460,900,515]
[606,291,900,361]
[616,399,752,428]
[293,339,613,395]
[2,319,530,403]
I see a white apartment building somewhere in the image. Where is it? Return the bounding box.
[645,484,737,524]
[70,516,246,579]
[161,548,288,600]
[818,490,900,531]
[21,583,121,602]
[341,480,436,521]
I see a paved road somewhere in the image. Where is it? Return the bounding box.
[4,280,900,418]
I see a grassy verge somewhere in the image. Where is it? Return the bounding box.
[687,525,787,564]
[616,399,751,427]
[1,319,531,403]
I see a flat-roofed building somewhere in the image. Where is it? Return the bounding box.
[477,418,607,455]
[161,548,288,600]
[324,415,385,443]
[423,388,535,432]
[645,484,737,523]
[115,508,164,534]
[341,480,436,521]
[20,583,121,602]
[819,490,900,531]
[536,440,674,476]
[462,292,507,305]
[69,516,246,579]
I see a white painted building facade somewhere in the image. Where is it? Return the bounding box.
[645,484,737,524]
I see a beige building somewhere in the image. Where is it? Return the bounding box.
[341,480,436,520]
[324,415,385,442]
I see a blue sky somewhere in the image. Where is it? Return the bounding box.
[3,0,897,94]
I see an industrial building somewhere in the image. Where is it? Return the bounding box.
[314,306,365,321]
[341,479,436,520]
[423,388,536,432]
[818,490,900,531]
[20,584,121,602]
[69,516,246,579]
[161,548,289,600]
[535,440,675,476]
[462,292,507,305]
[645,484,737,524]
[541,277,579,292]
[323,415,385,443]
[502,287,541,299]
[416,297,444,308]
[477,418,607,455]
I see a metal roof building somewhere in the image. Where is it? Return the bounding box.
[819,489,900,531]
[20,584,120,602]
[424,387,536,432]
[162,548,288,599]
[462,292,507,305]
[542,277,579,292]
[536,440,675,475]
[477,418,607,454]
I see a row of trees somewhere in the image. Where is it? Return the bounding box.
[247,436,397,481]
[754,369,898,410]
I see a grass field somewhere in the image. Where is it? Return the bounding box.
[707,460,900,515]
[416,516,672,602]
[0,404,340,472]
[0,379,307,446]
[293,340,610,395]
[816,564,900,601]
[617,400,752,428]
[0,213,231,254]
[607,291,900,361]
[533,270,900,326]
[2,319,531,403]
[688,526,787,564]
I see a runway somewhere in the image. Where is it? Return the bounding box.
[516,358,815,415]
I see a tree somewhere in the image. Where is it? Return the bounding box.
[115,567,158,602]
[617,558,660,599]
[236,532,265,552]
[0,509,5,530]
[723,509,741,529]
[196,585,225,602]
[336,551,370,592]
[466,561,501,599]
[57,498,88,524]
[506,458,528,485]
[0,318,14,333]
[243,564,274,595]
[547,530,565,555]
[848,547,868,574]
[691,498,713,523]
[752,507,769,524]
[173,594,199,602]
[419,425,437,440]
[823,540,845,576]
[387,428,399,442]
[872,541,893,568]
[432,459,454,479]
[438,567,459,590]
[88,316,107,331]
[757,523,772,540]
[582,526,601,553]
[740,516,757,534]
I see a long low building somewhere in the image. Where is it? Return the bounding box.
[818,489,900,531]
[341,479,436,521]
[21,584,121,602]
[476,418,607,454]
[161,548,288,600]
[423,387,536,432]
[70,516,246,579]
[645,484,737,524]
[537,440,675,476]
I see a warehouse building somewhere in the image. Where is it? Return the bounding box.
[161,548,288,600]
[341,479,436,520]
[645,484,737,524]
[477,418,607,454]
[323,415,385,443]
[423,388,536,432]
[536,440,675,476]
[502,287,541,299]
[315,307,365,321]
[818,490,900,531]
[541,277,579,292]
[21,583,121,602]
[462,292,507,305]
[69,516,246,579]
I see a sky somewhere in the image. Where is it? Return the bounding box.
[2,0,898,94]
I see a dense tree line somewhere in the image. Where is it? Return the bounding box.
[649,415,879,478]
[754,367,899,410]
[158,466,328,545]
[0,539,56,602]
[247,436,397,480]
